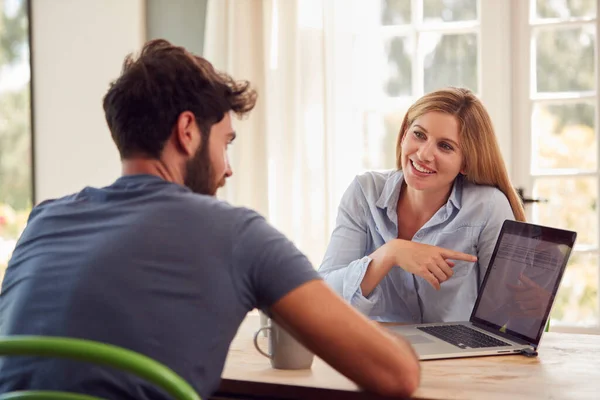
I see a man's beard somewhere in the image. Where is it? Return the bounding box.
[184,143,218,196]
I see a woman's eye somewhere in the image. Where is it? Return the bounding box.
[413,131,425,139]
[439,142,453,151]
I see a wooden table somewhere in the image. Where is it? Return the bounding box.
[212,314,600,400]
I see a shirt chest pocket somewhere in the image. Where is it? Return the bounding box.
[433,227,478,277]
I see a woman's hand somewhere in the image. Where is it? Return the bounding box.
[362,239,477,296]
[374,239,478,290]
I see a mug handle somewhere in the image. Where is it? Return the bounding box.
[253,327,272,359]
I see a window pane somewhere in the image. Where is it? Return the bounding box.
[536,0,596,19]
[383,36,413,97]
[381,0,411,25]
[551,252,598,327]
[423,0,478,23]
[535,25,595,93]
[422,32,478,93]
[534,177,597,247]
[532,102,596,171]
[0,0,32,282]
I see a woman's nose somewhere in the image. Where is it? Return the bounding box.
[417,142,435,162]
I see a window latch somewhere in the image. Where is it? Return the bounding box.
[516,187,548,205]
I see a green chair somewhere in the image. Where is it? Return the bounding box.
[0,336,201,400]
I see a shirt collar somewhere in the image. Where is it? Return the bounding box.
[375,170,464,212]
[447,174,463,210]
[376,170,404,210]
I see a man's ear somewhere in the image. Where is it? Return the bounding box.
[174,111,200,157]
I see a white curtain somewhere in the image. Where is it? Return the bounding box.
[204,0,372,266]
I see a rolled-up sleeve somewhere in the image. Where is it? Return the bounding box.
[318,178,381,315]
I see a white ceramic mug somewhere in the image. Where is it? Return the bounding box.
[259,310,269,337]
[253,321,314,370]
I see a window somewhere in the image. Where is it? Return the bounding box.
[513,0,599,331]
[0,0,32,282]
[351,0,480,171]
[354,0,599,331]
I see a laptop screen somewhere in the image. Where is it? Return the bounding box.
[471,220,577,345]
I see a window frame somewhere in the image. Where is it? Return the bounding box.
[510,0,600,334]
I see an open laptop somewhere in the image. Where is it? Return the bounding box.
[388,220,577,360]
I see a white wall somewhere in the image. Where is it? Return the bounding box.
[31,0,146,202]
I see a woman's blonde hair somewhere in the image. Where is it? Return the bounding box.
[395,87,526,222]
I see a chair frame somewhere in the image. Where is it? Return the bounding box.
[0,336,201,400]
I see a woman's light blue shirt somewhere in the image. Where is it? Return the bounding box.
[319,170,515,323]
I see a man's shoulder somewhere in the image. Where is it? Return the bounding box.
[174,192,262,220]
[28,193,80,219]
[30,182,262,229]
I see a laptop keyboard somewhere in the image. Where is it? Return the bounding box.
[417,325,511,349]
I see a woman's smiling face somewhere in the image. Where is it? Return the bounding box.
[400,111,464,193]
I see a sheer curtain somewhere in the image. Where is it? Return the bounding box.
[204,0,369,266]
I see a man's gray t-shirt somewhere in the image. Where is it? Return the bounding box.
[0,175,320,399]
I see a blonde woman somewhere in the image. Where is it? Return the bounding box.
[319,87,526,323]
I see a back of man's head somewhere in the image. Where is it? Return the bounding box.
[103,39,257,160]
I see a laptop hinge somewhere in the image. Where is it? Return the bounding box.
[520,347,538,357]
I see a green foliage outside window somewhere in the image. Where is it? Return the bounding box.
[0,0,32,280]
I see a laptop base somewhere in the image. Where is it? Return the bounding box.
[387,322,531,361]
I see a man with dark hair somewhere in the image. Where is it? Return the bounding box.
[0,39,419,399]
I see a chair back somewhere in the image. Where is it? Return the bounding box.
[0,336,201,400]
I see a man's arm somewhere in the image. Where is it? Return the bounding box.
[231,208,419,397]
[270,280,420,398]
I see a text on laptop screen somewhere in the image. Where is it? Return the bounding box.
[473,230,571,342]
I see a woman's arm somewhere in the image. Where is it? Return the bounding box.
[477,189,517,279]
[319,178,381,314]
[320,178,476,312]
[473,189,518,321]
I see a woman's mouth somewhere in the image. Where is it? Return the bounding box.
[410,160,436,174]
